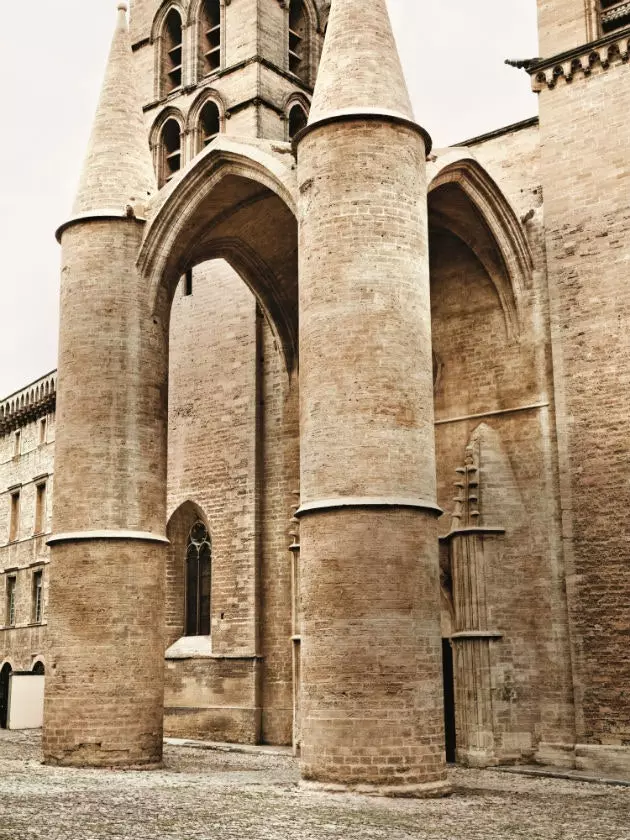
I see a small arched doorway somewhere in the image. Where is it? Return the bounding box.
[32,661,45,676]
[0,663,12,729]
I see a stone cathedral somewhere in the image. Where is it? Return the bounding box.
[1,0,630,796]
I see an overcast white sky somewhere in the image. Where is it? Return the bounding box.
[0,0,539,397]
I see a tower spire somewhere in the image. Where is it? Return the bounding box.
[308,0,415,127]
[71,1,155,217]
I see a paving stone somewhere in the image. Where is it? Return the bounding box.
[1,731,629,840]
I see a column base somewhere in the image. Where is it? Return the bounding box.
[457,748,498,769]
[300,779,452,799]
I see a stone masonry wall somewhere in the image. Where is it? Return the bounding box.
[538,60,630,753]
[0,381,55,674]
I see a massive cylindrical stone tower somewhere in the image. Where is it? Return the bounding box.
[43,4,168,767]
[296,0,449,796]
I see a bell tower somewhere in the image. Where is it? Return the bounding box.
[532,0,630,777]
[129,0,326,184]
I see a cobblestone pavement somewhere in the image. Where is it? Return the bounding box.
[1,730,629,840]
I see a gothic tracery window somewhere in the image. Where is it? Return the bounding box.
[600,0,630,33]
[185,521,211,636]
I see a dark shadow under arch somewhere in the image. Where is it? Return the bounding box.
[429,158,533,341]
[140,140,299,373]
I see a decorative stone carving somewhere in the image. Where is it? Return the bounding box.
[440,427,505,768]
[529,32,630,91]
[289,489,301,755]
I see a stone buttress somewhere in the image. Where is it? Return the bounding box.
[42,3,167,767]
[295,0,449,795]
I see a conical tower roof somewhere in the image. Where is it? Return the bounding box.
[71,2,156,216]
[308,0,415,126]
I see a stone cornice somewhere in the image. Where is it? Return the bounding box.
[0,372,57,435]
[529,29,630,90]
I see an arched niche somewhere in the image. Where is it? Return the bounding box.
[428,157,533,341]
[165,500,211,647]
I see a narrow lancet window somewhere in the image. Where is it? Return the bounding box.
[288,103,308,139]
[289,0,309,83]
[162,8,183,94]
[200,0,222,75]
[160,119,182,187]
[199,100,221,149]
[185,521,211,636]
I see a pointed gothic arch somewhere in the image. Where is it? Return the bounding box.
[188,0,225,80]
[150,107,186,188]
[428,157,534,340]
[186,88,226,155]
[139,137,298,371]
[165,500,212,646]
[284,92,310,140]
[151,3,187,98]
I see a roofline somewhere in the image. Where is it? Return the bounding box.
[454,115,539,149]
[1,370,58,404]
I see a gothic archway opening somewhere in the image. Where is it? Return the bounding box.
[143,146,300,747]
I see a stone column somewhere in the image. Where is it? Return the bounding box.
[42,218,168,768]
[42,3,167,768]
[295,0,449,789]
[297,117,448,795]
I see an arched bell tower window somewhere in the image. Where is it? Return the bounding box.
[289,0,310,83]
[161,8,183,94]
[199,0,222,76]
[600,0,630,33]
[288,103,308,139]
[185,521,211,636]
[199,100,221,149]
[159,118,182,187]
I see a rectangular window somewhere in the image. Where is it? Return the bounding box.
[39,417,47,445]
[32,570,43,624]
[6,576,16,626]
[34,482,46,535]
[9,491,20,542]
[13,430,20,458]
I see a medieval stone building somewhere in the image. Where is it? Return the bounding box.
[1,0,630,796]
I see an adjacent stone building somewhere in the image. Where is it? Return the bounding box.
[2,0,630,793]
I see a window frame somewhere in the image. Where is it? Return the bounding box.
[8,490,20,543]
[34,481,47,536]
[184,521,212,637]
[31,569,43,625]
[198,0,223,79]
[5,576,16,627]
[160,6,184,97]
[288,0,312,85]
[159,117,184,188]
